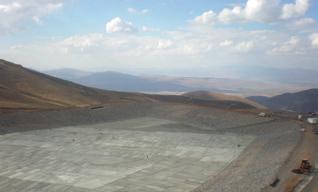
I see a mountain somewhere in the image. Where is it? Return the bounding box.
[45,69,312,96]
[183,91,265,109]
[226,66,318,85]
[76,71,190,92]
[248,89,318,112]
[44,68,93,81]
[45,69,189,92]
[0,59,147,113]
[0,59,261,114]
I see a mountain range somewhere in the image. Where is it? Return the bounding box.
[44,68,313,96]
[2,60,317,113]
[248,89,318,113]
[0,59,262,113]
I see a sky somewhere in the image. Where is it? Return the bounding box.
[0,0,317,77]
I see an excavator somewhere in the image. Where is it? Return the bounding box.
[292,159,313,175]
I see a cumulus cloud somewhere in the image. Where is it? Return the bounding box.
[0,0,65,34]
[220,40,254,53]
[281,0,309,19]
[213,0,281,23]
[106,17,137,34]
[193,10,216,25]
[310,33,318,47]
[22,27,266,59]
[4,26,318,74]
[195,0,311,25]
[128,7,149,15]
[244,0,280,22]
[271,36,303,54]
[59,34,104,53]
[218,6,243,23]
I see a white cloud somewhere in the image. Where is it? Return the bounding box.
[197,0,311,25]
[244,0,280,22]
[128,7,149,15]
[59,34,104,52]
[0,2,21,13]
[310,33,318,47]
[193,10,216,25]
[0,0,65,34]
[281,0,309,19]
[106,17,137,33]
[235,41,255,52]
[293,17,315,27]
[215,0,281,23]
[220,40,233,47]
[218,6,243,23]
[271,36,303,54]
[220,40,254,52]
[3,17,318,74]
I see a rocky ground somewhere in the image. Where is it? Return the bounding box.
[0,101,307,192]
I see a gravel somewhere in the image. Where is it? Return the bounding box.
[0,102,302,192]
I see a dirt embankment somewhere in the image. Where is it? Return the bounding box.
[192,120,301,192]
[0,102,155,135]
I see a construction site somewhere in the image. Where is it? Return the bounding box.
[0,103,316,192]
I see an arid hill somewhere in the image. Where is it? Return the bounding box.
[183,91,265,109]
[248,88,318,112]
[0,59,149,113]
[0,59,262,114]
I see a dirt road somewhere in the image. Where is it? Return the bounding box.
[301,126,318,192]
[262,123,318,192]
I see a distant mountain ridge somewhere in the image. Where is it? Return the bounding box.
[45,68,93,81]
[44,68,314,96]
[248,89,318,112]
[45,69,190,92]
[77,71,189,92]
[229,66,318,85]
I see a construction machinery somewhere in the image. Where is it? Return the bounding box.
[292,160,313,175]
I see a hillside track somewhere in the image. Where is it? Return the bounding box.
[262,123,318,192]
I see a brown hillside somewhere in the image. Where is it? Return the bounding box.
[0,59,149,112]
[183,91,265,109]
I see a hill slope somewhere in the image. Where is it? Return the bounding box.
[184,91,265,109]
[0,59,260,113]
[0,59,147,112]
[248,89,318,112]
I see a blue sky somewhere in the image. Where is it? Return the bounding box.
[0,0,317,77]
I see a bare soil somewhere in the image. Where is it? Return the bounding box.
[262,123,318,192]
